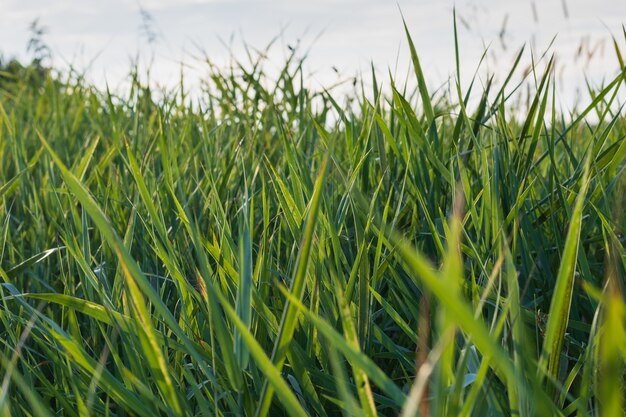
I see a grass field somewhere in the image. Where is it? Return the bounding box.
[0,24,625,416]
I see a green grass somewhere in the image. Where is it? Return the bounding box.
[0,23,625,416]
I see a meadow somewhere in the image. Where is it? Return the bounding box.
[0,23,625,416]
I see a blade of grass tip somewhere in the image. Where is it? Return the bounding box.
[612,35,625,69]
[256,156,328,417]
[453,7,461,85]
[401,13,435,127]
[264,157,302,233]
[519,61,552,178]
[538,150,592,393]
[535,66,626,167]
[123,138,168,241]
[74,135,100,182]
[517,56,554,156]
[5,247,64,279]
[37,132,184,415]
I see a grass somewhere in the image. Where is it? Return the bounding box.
[0,22,625,416]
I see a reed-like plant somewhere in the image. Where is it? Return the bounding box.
[0,20,625,417]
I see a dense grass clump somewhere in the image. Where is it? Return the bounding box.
[0,26,625,416]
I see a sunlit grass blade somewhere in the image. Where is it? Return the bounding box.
[539,151,592,391]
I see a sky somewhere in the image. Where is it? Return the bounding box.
[1,0,625,107]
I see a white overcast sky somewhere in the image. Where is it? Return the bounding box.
[1,0,625,106]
